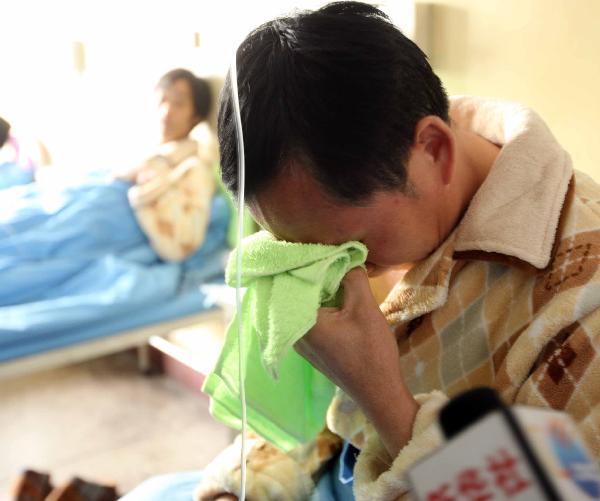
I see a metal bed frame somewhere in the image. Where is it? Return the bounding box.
[0,309,224,381]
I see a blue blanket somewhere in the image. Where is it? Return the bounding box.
[0,176,230,358]
[0,161,34,190]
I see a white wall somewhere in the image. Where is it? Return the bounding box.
[4,1,595,178]
[426,0,600,179]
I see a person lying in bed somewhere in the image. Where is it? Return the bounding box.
[0,115,51,190]
[114,68,216,262]
[0,69,228,331]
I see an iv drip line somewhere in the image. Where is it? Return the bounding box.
[230,54,248,499]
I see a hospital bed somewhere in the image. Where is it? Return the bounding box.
[0,288,227,381]
[0,184,234,382]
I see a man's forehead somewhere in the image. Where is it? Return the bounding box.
[249,167,361,244]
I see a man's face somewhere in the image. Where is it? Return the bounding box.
[156,78,199,143]
[249,156,448,276]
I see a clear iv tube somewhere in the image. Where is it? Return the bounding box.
[230,55,247,499]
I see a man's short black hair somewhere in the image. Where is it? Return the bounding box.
[0,116,10,149]
[157,68,212,121]
[218,1,449,203]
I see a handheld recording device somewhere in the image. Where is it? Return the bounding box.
[407,387,600,500]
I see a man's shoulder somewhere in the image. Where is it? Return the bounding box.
[562,170,600,233]
[573,169,600,202]
[535,169,600,309]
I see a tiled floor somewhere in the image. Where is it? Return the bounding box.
[0,351,232,498]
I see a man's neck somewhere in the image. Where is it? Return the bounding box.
[454,128,501,210]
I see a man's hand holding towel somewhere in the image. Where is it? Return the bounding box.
[296,267,419,459]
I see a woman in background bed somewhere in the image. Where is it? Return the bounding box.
[0,69,228,340]
[114,68,216,261]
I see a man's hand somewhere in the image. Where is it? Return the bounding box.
[295,267,419,458]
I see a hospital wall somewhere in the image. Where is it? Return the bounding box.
[1,0,598,180]
[425,0,600,179]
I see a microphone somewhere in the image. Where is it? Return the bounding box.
[406,387,600,500]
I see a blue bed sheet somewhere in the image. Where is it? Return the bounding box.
[0,175,230,361]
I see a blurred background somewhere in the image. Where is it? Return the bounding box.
[1,0,598,176]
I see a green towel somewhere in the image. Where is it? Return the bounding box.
[202,231,368,451]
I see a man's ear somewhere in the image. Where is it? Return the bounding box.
[413,116,455,186]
